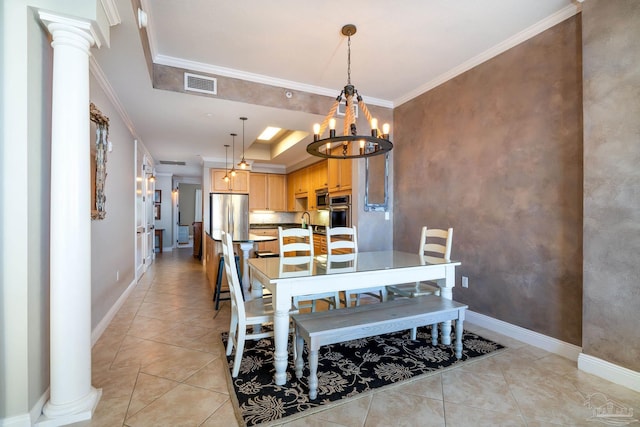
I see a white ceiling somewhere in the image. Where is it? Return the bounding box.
[93,0,579,177]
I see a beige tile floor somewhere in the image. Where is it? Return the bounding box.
[81,248,640,427]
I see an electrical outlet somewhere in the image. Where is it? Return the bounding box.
[461,276,469,288]
[116,270,120,281]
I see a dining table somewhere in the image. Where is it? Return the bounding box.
[248,250,461,386]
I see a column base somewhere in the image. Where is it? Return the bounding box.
[36,387,102,427]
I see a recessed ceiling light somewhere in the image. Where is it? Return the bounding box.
[257,127,281,141]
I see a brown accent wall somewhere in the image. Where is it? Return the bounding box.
[394,16,583,345]
[582,0,640,371]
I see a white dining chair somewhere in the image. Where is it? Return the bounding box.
[279,227,339,311]
[222,231,276,377]
[387,227,453,299]
[327,226,387,307]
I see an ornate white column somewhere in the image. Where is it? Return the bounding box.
[38,12,102,425]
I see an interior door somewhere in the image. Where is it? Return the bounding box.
[135,142,145,280]
[144,157,155,267]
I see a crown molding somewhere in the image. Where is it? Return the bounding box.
[100,0,121,26]
[394,3,582,106]
[153,54,394,109]
[89,56,139,141]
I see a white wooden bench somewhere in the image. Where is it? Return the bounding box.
[291,295,468,399]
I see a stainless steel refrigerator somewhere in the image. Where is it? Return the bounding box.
[209,192,249,240]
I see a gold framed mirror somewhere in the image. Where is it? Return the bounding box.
[90,102,109,220]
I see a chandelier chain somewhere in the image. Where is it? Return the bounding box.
[347,34,351,85]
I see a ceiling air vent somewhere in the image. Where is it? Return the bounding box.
[159,160,186,166]
[184,73,217,95]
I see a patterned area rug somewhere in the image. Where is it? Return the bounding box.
[222,326,505,426]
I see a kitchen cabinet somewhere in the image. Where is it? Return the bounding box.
[210,169,250,193]
[252,228,280,254]
[327,150,352,193]
[287,168,309,211]
[313,233,327,255]
[307,161,328,210]
[309,161,328,191]
[249,173,286,211]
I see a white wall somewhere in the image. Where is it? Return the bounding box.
[89,73,137,328]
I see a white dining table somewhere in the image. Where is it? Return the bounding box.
[248,250,461,386]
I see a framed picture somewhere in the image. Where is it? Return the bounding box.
[154,204,161,220]
[154,189,162,204]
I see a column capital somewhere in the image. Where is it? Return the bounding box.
[38,11,102,49]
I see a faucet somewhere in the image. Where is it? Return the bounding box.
[301,211,311,229]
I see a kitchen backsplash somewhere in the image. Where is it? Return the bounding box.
[250,210,329,226]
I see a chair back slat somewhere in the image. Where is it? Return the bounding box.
[279,227,314,257]
[326,226,358,255]
[419,227,453,260]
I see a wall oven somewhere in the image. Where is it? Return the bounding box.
[329,195,351,228]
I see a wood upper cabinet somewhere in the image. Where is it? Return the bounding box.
[249,173,286,211]
[287,168,309,211]
[210,169,250,193]
[290,168,308,196]
[328,153,352,193]
[309,161,328,191]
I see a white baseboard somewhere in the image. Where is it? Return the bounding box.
[466,310,582,361]
[467,311,640,392]
[91,277,137,346]
[0,414,31,427]
[578,353,640,393]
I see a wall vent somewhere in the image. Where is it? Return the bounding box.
[159,160,186,165]
[184,73,217,95]
[337,103,358,118]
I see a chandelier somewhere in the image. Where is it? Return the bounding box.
[307,24,392,159]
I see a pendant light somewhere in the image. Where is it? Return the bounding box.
[222,144,230,182]
[230,133,237,177]
[237,117,249,169]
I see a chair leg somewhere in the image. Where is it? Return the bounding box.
[232,327,246,378]
[226,311,238,356]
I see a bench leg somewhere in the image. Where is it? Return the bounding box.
[455,319,463,359]
[309,349,319,400]
[410,327,417,340]
[431,323,438,345]
[295,334,304,379]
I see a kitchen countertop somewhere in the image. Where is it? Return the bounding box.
[250,223,326,234]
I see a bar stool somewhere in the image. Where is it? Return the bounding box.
[214,253,242,310]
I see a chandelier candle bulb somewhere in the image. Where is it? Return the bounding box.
[359,140,365,155]
[383,123,390,138]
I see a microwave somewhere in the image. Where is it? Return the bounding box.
[316,189,329,209]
